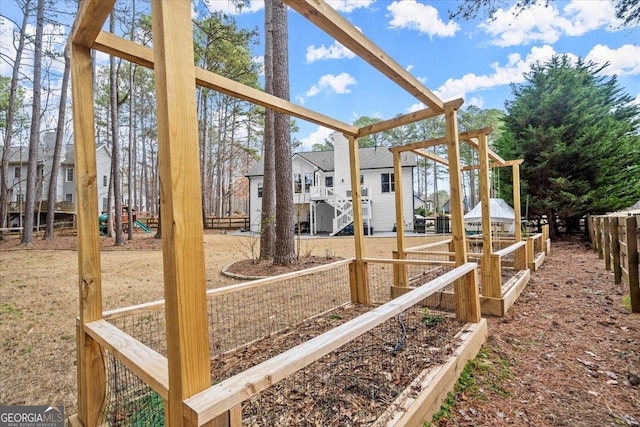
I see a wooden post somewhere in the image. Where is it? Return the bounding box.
[610,217,621,284]
[604,217,611,270]
[454,267,481,323]
[444,102,467,266]
[626,216,639,313]
[151,1,211,425]
[512,163,522,241]
[70,42,106,426]
[596,217,604,259]
[347,135,369,304]
[393,151,407,287]
[477,132,492,297]
[526,237,534,270]
[485,254,502,298]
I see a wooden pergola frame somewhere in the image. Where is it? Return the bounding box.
[68,1,481,425]
[389,127,525,303]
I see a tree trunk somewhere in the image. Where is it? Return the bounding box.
[260,0,276,260]
[1,0,31,236]
[21,0,44,245]
[110,14,124,246]
[44,44,70,240]
[271,0,295,265]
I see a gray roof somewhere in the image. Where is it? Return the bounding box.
[0,145,45,164]
[246,146,417,177]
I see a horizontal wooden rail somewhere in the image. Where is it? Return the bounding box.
[83,319,169,400]
[361,257,456,266]
[103,259,354,320]
[406,238,452,252]
[183,262,478,425]
[494,240,526,258]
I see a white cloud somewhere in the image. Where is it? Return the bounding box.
[481,0,622,47]
[306,72,357,97]
[327,0,374,13]
[0,16,16,76]
[467,97,485,108]
[634,93,640,105]
[203,0,263,14]
[435,45,560,101]
[387,0,459,38]
[298,126,334,151]
[585,44,640,76]
[306,41,355,63]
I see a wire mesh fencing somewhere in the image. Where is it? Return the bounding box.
[104,352,165,426]
[241,303,464,426]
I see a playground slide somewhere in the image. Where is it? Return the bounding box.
[134,220,152,233]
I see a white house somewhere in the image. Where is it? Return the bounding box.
[246,132,417,235]
[2,131,111,225]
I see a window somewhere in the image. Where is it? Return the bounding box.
[257,183,263,198]
[360,175,364,184]
[325,176,333,187]
[102,198,108,212]
[65,193,73,202]
[294,174,302,193]
[66,168,74,182]
[294,173,313,193]
[381,173,394,193]
[304,173,313,193]
[15,194,24,203]
[14,167,20,179]
[103,175,108,187]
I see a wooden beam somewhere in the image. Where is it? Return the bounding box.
[512,162,522,241]
[478,132,493,297]
[461,158,524,171]
[393,151,407,287]
[445,105,467,266]
[83,320,169,400]
[412,149,449,166]
[347,136,369,304]
[70,0,115,47]
[389,135,449,153]
[357,105,454,137]
[151,1,210,425]
[70,42,105,427]
[285,0,444,112]
[93,31,358,136]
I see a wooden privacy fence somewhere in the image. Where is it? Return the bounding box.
[203,216,250,230]
[589,215,640,312]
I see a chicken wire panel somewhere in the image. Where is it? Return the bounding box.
[104,351,165,426]
[107,308,167,357]
[500,251,519,286]
[240,304,465,426]
[209,262,352,356]
[367,262,395,304]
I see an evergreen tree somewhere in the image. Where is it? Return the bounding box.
[494,55,640,235]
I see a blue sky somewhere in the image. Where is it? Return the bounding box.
[1,0,638,151]
[202,0,640,150]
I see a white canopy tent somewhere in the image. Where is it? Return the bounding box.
[464,198,515,234]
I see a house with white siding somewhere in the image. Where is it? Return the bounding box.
[2,131,111,226]
[246,132,417,235]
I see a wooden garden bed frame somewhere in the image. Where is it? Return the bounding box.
[68,1,490,425]
[394,238,531,317]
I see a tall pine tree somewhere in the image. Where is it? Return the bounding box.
[494,55,640,235]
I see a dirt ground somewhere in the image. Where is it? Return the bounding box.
[0,231,638,426]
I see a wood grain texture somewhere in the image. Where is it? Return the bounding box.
[70,42,105,427]
[150,1,210,424]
